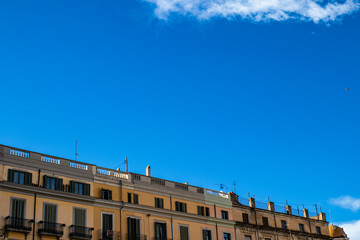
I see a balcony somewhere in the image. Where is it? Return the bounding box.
[38,221,65,237]
[69,225,94,240]
[98,230,117,240]
[126,234,148,240]
[4,217,34,233]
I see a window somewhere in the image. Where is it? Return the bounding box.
[43,176,63,191]
[265,238,271,240]
[316,226,321,234]
[205,207,210,217]
[202,229,212,240]
[102,213,114,239]
[262,217,269,226]
[155,222,167,240]
[197,206,205,216]
[299,223,305,232]
[11,198,25,219]
[175,201,187,213]
[8,169,32,185]
[69,181,90,196]
[281,220,287,229]
[244,235,252,240]
[127,217,140,240]
[74,208,86,227]
[44,204,57,223]
[127,193,139,204]
[223,233,231,240]
[179,226,189,240]
[242,213,249,223]
[155,198,164,209]
[221,211,229,220]
[102,189,112,200]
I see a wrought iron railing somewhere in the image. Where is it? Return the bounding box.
[69,225,94,239]
[38,221,65,236]
[4,217,33,232]
[99,230,116,240]
[126,233,148,240]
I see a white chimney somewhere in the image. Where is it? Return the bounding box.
[146,165,151,177]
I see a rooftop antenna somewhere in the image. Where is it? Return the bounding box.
[124,157,128,172]
[75,140,80,161]
[329,209,333,224]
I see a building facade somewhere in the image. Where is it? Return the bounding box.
[0,144,335,240]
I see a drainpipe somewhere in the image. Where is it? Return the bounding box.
[170,194,173,240]
[214,204,218,240]
[120,180,123,240]
[33,169,40,240]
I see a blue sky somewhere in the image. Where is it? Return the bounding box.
[1,0,360,237]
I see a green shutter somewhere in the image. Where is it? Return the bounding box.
[25,172,32,186]
[69,181,75,193]
[134,194,138,204]
[8,169,14,182]
[11,199,25,219]
[43,175,48,188]
[58,178,63,191]
[74,208,86,227]
[44,204,56,223]
[160,199,163,208]
[84,184,90,196]
[108,190,112,200]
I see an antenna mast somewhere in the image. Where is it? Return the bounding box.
[75,140,80,161]
[124,157,128,172]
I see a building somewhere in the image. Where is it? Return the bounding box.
[329,224,348,240]
[0,144,337,240]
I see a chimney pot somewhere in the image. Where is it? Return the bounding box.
[146,165,151,177]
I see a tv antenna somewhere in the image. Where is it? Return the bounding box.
[75,140,80,161]
[124,157,128,172]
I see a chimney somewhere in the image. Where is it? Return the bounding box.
[249,197,255,208]
[268,201,275,212]
[303,208,309,218]
[146,165,151,177]
[286,205,292,215]
[319,212,326,221]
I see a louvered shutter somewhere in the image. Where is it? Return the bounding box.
[84,184,90,196]
[43,175,48,188]
[25,172,32,186]
[8,169,14,182]
[57,178,63,191]
[69,181,75,193]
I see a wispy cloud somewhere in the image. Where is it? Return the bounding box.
[339,220,360,240]
[144,0,360,23]
[329,196,360,211]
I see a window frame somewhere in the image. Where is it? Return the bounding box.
[242,213,249,223]
[222,232,232,240]
[221,210,229,220]
[281,220,287,229]
[201,228,212,240]
[73,207,87,227]
[10,197,27,219]
[101,211,114,231]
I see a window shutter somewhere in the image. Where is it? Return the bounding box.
[69,181,75,193]
[25,172,32,186]
[108,190,112,200]
[8,169,14,182]
[43,175,48,188]
[58,178,63,191]
[85,184,90,196]
[202,230,207,240]
[184,203,187,213]
[160,199,164,208]
[134,194,138,204]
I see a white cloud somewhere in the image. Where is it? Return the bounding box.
[329,195,360,211]
[144,0,360,23]
[339,220,360,240]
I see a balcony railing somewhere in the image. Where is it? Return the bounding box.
[4,217,34,233]
[99,230,117,240]
[38,221,65,237]
[69,225,94,240]
[126,233,147,240]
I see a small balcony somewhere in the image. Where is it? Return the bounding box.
[4,217,34,233]
[69,225,94,240]
[99,230,117,240]
[38,221,65,237]
[126,234,148,240]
